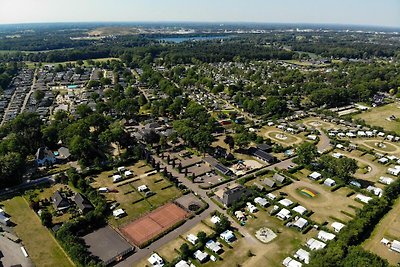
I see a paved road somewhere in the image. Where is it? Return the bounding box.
[317,129,331,152]
[0,175,55,198]
[21,68,38,112]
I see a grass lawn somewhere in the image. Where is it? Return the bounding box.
[157,237,190,263]
[91,161,182,227]
[354,103,400,134]
[259,127,304,147]
[28,184,74,224]
[25,57,121,68]
[247,213,315,267]
[1,196,74,267]
[363,197,400,265]
[280,173,363,224]
[301,118,336,129]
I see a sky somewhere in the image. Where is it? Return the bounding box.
[0,0,399,27]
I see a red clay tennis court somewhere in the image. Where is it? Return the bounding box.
[120,203,188,246]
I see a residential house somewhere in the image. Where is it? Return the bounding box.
[272,173,286,183]
[73,193,93,213]
[215,183,248,207]
[262,178,276,188]
[36,147,57,166]
[52,191,70,211]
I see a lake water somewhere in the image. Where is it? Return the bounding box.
[157,36,231,43]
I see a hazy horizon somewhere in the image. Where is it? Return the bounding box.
[0,0,399,28]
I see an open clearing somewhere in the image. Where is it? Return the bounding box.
[242,211,315,267]
[259,127,304,147]
[354,103,400,134]
[91,161,182,227]
[1,196,73,267]
[281,173,363,224]
[363,197,400,265]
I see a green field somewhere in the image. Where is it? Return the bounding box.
[91,161,182,227]
[25,57,121,68]
[354,103,400,134]
[1,196,74,267]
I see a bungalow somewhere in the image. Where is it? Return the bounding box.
[113,208,126,218]
[73,193,93,213]
[279,198,293,207]
[357,131,366,137]
[293,217,308,230]
[346,132,357,138]
[262,178,276,188]
[294,249,310,264]
[251,148,276,163]
[331,222,345,233]
[282,257,303,267]
[324,178,336,187]
[266,193,277,200]
[247,202,258,213]
[124,170,133,177]
[175,260,193,267]
[272,173,286,183]
[277,208,291,220]
[98,187,109,193]
[378,157,389,164]
[254,197,269,207]
[336,144,345,150]
[210,215,221,224]
[306,238,326,251]
[293,205,307,215]
[379,176,394,185]
[187,234,198,245]
[317,230,336,242]
[234,211,246,221]
[388,166,400,176]
[36,147,57,166]
[203,156,233,176]
[332,153,343,159]
[193,250,209,263]
[391,240,400,253]
[355,194,373,204]
[57,147,71,161]
[367,186,383,197]
[307,134,317,141]
[205,240,223,254]
[138,185,149,192]
[112,174,123,183]
[220,230,235,243]
[148,253,164,267]
[366,131,374,137]
[52,191,70,211]
[378,132,385,138]
[0,214,10,226]
[308,172,322,180]
[257,143,273,152]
